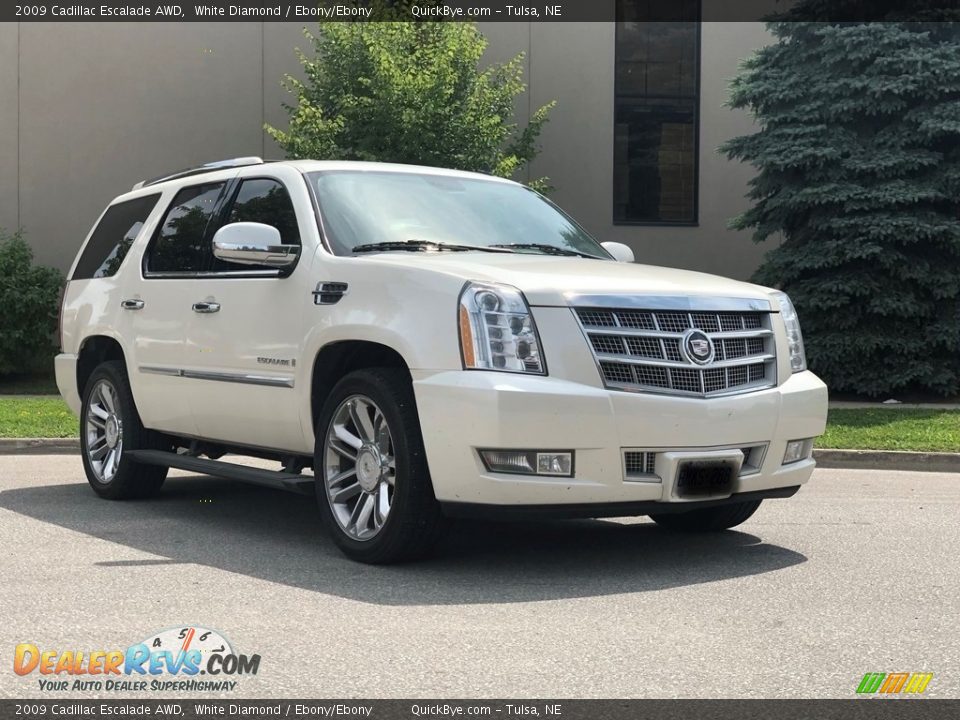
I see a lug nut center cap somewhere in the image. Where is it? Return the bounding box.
[105,416,120,449]
[356,447,382,492]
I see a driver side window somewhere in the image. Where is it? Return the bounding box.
[210,178,300,272]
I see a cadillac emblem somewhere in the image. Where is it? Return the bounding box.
[682,329,715,365]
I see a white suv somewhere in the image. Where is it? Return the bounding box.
[56,157,828,563]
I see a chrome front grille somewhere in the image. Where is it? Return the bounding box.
[576,305,776,397]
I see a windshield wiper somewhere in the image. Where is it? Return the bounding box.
[489,242,603,259]
[352,240,513,254]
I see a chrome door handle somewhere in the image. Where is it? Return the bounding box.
[121,299,144,310]
[192,301,221,314]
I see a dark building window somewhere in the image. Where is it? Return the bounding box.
[614,1,701,224]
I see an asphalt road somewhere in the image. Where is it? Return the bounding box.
[1,455,957,699]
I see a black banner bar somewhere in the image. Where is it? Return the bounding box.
[5,0,960,23]
[3,700,960,720]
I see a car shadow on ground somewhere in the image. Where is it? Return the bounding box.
[0,474,807,605]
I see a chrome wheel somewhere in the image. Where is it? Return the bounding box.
[84,379,124,483]
[323,394,396,541]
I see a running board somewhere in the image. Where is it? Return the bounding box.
[127,450,315,495]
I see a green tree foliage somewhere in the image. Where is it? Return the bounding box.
[722,19,960,397]
[0,230,64,375]
[266,20,554,189]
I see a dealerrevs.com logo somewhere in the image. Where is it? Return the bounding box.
[14,626,260,692]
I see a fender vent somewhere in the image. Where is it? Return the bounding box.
[313,282,348,305]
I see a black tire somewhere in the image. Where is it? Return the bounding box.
[79,360,169,500]
[649,500,762,532]
[313,368,445,564]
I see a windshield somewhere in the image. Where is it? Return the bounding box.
[307,170,611,259]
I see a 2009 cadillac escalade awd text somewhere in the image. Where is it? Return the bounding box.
[56,157,828,563]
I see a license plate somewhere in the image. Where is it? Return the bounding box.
[675,461,734,498]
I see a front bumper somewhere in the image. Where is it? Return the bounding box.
[413,369,827,508]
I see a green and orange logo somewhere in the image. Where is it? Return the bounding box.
[857,672,933,695]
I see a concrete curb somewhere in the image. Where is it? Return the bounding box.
[0,438,80,455]
[813,449,960,473]
[0,439,957,473]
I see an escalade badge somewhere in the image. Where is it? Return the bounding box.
[682,329,715,365]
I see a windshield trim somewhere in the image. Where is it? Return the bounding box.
[304,169,614,261]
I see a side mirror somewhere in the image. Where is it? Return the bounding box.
[602,241,635,263]
[212,222,298,268]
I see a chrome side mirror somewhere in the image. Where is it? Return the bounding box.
[602,241,635,263]
[212,222,298,268]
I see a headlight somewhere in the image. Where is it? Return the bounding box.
[772,291,807,373]
[459,282,545,374]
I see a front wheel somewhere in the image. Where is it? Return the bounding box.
[314,368,445,564]
[649,500,762,532]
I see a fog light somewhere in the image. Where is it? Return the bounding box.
[479,450,574,477]
[783,439,813,465]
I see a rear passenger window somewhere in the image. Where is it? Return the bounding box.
[146,182,227,274]
[72,194,160,280]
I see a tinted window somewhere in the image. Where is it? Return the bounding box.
[73,194,160,280]
[146,182,226,273]
[614,0,700,223]
[210,178,300,273]
[227,179,299,245]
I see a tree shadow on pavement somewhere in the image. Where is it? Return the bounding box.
[0,474,807,605]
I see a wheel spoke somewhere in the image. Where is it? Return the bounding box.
[90,441,109,460]
[333,423,362,451]
[88,414,106,430]
[100,384,117,414]
[349,400,375,443]
[104,448,118,478]
[328,467,356,488]
[332,482,362,504]
[354,494,374,533]
[89,404,109,421]
[377,482,391,522]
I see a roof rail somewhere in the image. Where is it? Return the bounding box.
[132,156,265,190]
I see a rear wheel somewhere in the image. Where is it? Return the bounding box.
[314,368,445,564]
[80,360,169,499]
[649,500,762,532]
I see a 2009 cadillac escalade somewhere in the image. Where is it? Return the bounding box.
[56,157,828,563]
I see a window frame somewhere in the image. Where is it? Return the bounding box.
[72,193,162,281]
[203,175,303,278]
[141,175,301,280]
[612,11,702,227]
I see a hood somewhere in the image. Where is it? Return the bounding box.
[353,252,777,309]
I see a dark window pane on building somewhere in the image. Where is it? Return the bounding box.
[147,182,226,273]
[614,3,700,224]
[73,194,160,280]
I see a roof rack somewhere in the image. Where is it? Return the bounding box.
[132,157,265,190]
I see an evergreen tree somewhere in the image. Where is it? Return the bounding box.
[723,19,960,396]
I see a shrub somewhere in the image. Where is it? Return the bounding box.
[266,20,555,190]
[0,230,64,376]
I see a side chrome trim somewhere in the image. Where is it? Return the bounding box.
[564,294,775,312]
[139,365,181,377]
[139,366,294,388]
